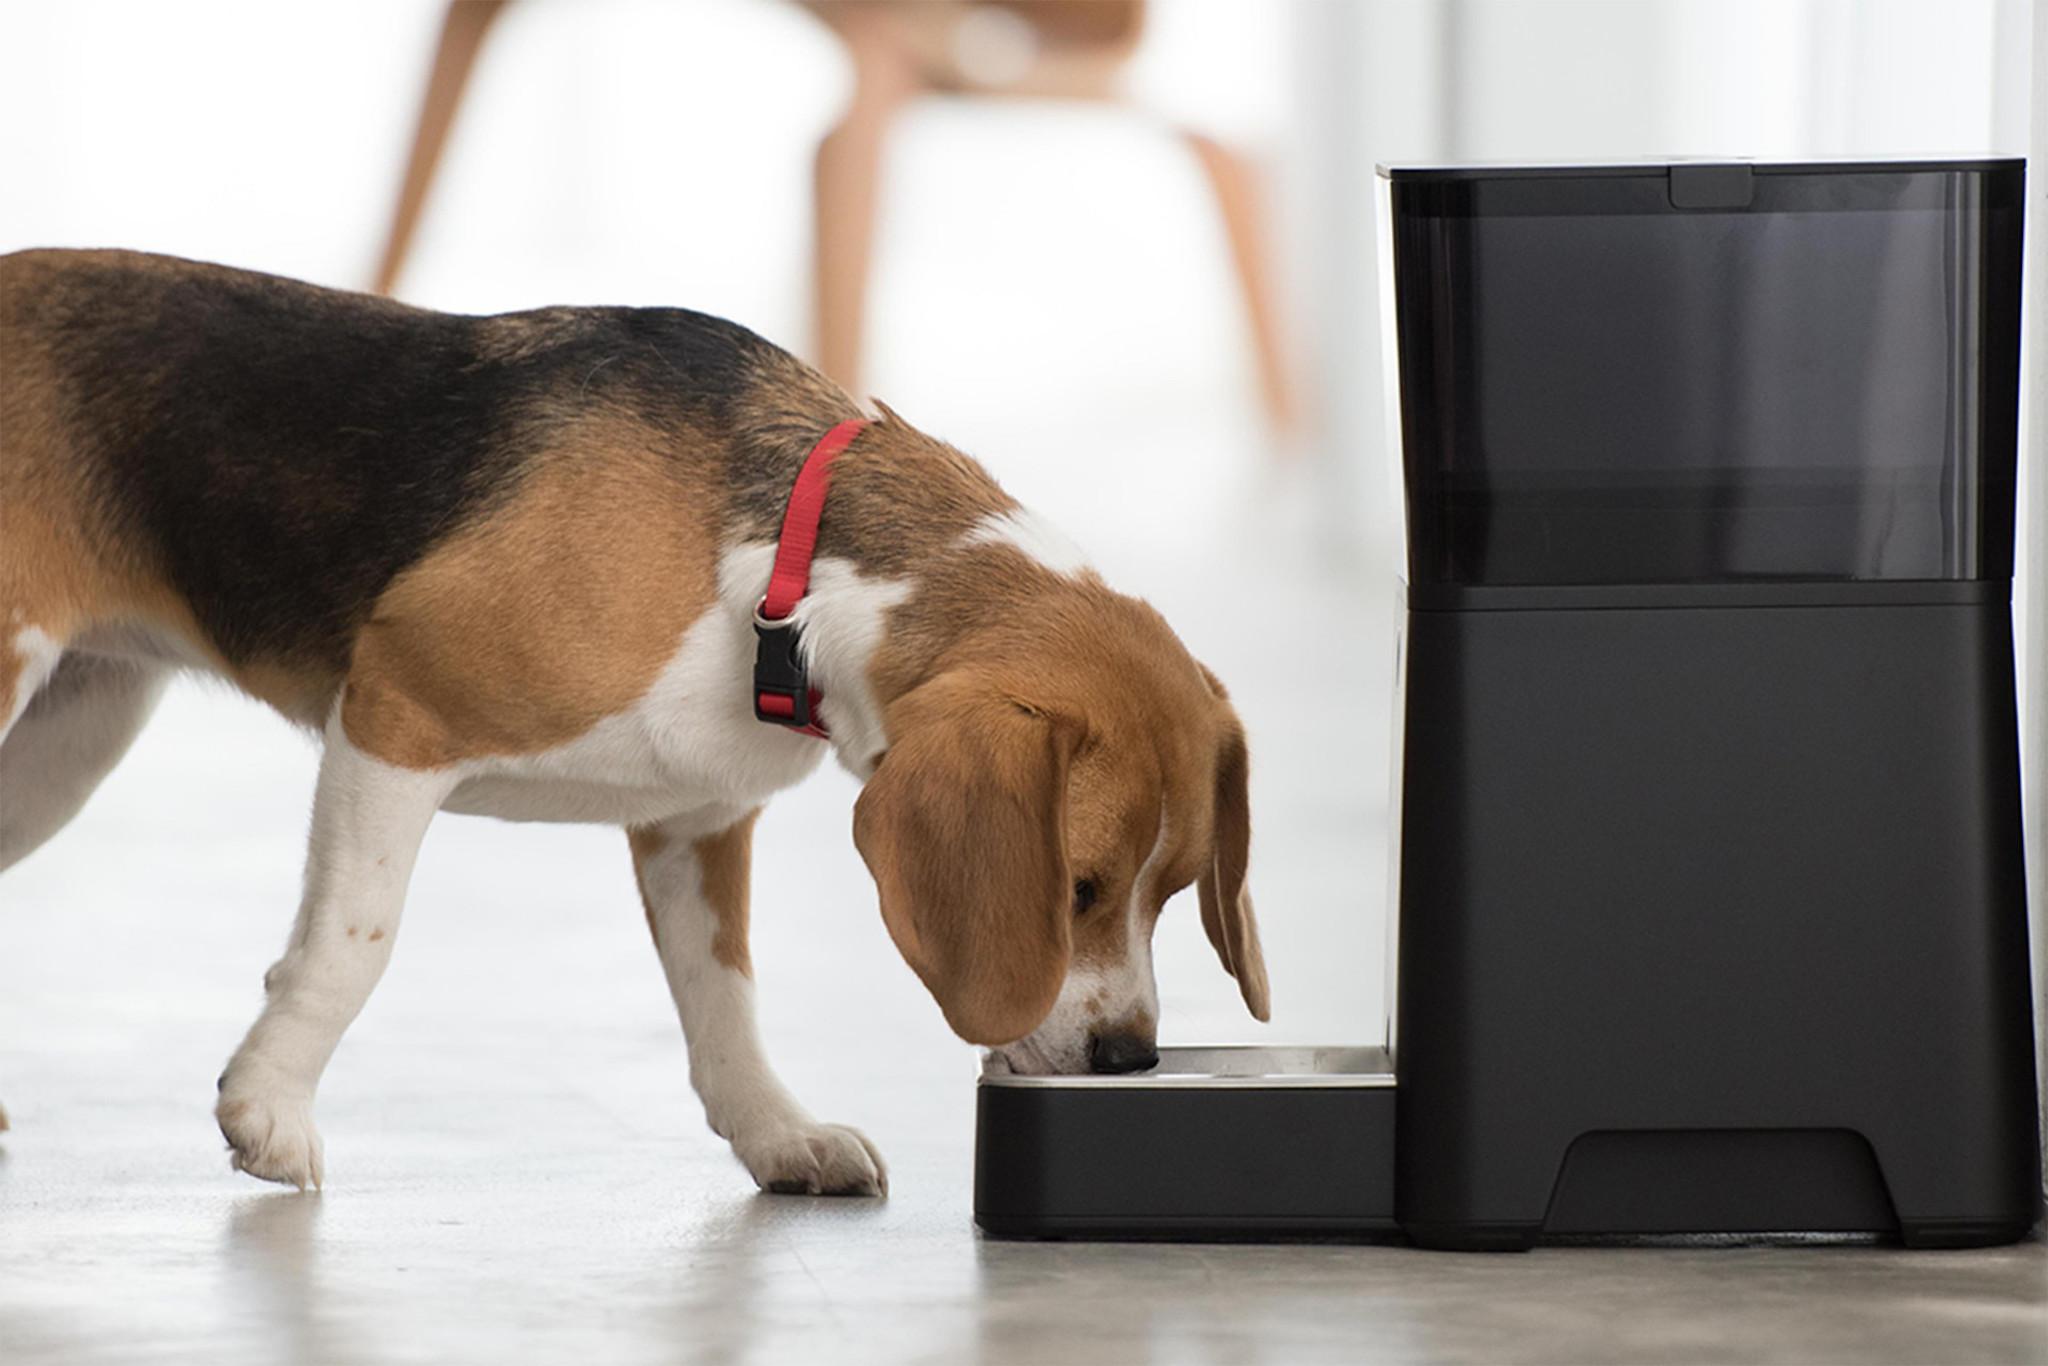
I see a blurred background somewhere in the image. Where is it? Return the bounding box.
[0,0,2041,1202]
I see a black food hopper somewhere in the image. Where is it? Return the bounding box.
[975,159,2040,1249]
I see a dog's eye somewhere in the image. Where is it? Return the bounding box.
[1073,879,1099,915]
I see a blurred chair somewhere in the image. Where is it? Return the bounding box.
[372,0,508,302]
[371,0,1292,430]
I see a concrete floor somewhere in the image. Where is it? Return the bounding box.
[3,1133,2045,1366]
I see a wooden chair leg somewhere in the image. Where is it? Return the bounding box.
[1183,131,1295,435]
[812,15,918,395]
[371,0,511,297]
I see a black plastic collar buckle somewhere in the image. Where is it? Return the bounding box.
[752,603,813,729]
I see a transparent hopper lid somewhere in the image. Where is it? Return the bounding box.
[1381,160,2023,587]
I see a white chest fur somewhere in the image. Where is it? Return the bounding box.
[440,544,909,827]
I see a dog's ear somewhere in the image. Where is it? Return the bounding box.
[1198,717,1270,1021]
[853,672,1079,1045]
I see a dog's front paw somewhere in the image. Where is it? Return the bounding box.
[735,1121,887,1197]
[216,1082,324,1190]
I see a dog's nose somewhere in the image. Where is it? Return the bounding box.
[1088,1033,1159,1074]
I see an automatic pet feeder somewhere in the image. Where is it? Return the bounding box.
[975,159,2042,1249]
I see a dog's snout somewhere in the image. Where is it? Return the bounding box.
[1088,1033,1159,1075]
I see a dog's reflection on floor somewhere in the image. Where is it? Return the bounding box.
[219,1182,901,1365]
[644,1191,896,1366]
[222,1193,365,1364]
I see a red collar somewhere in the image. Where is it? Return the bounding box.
[752,418,869,739]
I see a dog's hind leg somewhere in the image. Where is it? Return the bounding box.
[0,652,168,874]
[628,808,887,1197]
[0,621,61,1130]
[0,623,64,744]
[0,648,165,1135]
[214,707,454,1189]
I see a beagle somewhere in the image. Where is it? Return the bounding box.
[0,248,1268,1196]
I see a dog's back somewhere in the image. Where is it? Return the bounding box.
[1,250,816,701]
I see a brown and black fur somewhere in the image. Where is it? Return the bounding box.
[5,251,839,700]
[0,248,1028,753]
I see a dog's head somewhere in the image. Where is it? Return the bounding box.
[852,587,1266,1074]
